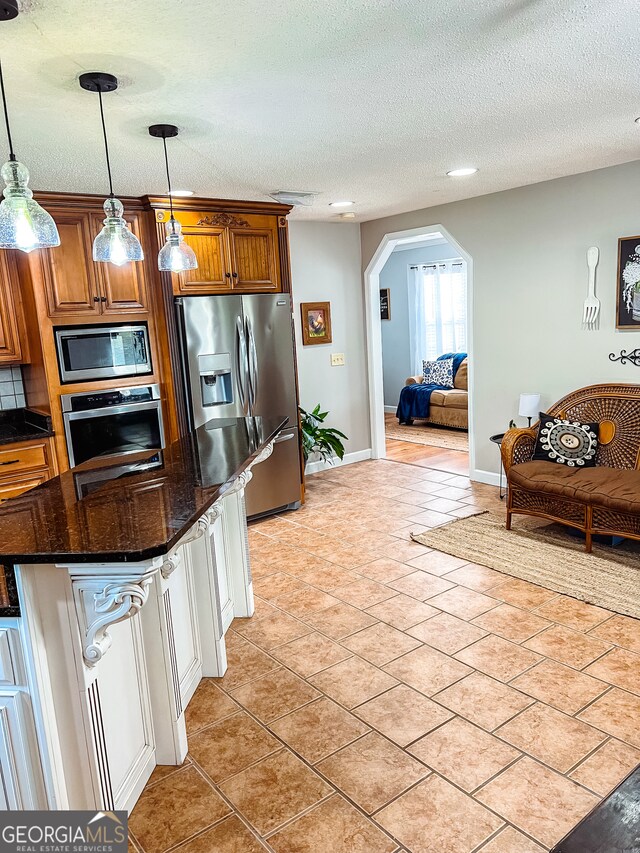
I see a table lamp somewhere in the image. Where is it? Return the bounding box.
[519,393,541,428]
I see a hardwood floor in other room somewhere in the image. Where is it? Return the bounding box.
[385,437,470,475]
[129,458,640,853]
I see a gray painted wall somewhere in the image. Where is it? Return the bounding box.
[380,243,459,408]
[288,221,370,457]
[361,160,640,477]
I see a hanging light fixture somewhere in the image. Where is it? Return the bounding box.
[148,124,197,273]
[0,61,60,252]
[0,3,19,21]
[79,72,143,266]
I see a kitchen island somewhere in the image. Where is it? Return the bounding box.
[0,415,287,812]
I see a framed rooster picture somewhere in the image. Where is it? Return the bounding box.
[301,301,332,345]
[617,236,640,329]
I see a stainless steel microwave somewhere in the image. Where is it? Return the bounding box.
[54,324,153,383]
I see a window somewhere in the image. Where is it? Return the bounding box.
[408,260,467,371]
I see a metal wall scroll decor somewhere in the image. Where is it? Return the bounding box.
[609,349,640,367]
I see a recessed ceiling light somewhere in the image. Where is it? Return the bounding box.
[329,200,355,207]
[446,168,478,177]
[338,212,356,220]
[635,117,640,124]
[169,189,194,197]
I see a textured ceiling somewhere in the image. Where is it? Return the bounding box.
[2,0,639,221]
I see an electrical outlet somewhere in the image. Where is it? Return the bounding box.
[331,353,345,366]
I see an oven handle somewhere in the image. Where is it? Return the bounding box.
[63,400,163,421]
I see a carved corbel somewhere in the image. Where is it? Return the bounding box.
[221,468,254,499]
[254,439,275,467]
[207,502,223,523]
[74,574,155,667]
[161,553,180,580]
[179,514,210,548]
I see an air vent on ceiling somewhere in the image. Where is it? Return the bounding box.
[269,191,317,207]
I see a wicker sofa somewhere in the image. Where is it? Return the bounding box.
[404,357,468,430]
[501,383,640,552]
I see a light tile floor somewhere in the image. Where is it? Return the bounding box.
[129,458,640,853]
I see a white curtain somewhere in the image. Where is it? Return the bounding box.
[408,260,467,373]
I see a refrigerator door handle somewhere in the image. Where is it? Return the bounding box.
[235,316,249,415]
[245,315,259,413]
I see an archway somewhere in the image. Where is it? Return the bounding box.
[363,224,476,477]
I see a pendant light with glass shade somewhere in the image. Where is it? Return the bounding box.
[148,124,197,273]
[79,72,143,266]
[0,61,60,252]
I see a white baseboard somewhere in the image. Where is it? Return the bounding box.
[383,405,396,413]
[471,468,501,487]
[306,448,372,475]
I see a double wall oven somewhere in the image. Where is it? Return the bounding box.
[55,322,164,470]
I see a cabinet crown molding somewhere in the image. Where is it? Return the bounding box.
[143,195,292,216]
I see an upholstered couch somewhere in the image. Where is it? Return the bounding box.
[501,383,640,552]
[404,357,468,430]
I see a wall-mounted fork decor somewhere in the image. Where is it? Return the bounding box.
[583,247,601,329]
[609,349,640,366]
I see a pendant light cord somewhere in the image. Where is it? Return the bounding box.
[0,61,16,161]
[162,136,175,220]
[97,87,114,197]
[162,135,178,234]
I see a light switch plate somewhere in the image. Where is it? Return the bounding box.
[331,353,345,366]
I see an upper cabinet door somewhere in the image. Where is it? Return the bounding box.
[228,216,279,291]
[0,254,23,363]
[173,226,232,294]
[42,211,101,317]
[93,212,149,313]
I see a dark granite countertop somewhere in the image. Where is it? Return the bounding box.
[0,408,54,445]
[0,415,287,569]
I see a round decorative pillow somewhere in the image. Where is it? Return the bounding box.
[533,414,599,467]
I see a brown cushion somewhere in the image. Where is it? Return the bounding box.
[430,389,468,409]
[509,461,640,514]
[454,358,468,391]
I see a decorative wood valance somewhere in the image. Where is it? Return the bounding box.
[196,213,250,228]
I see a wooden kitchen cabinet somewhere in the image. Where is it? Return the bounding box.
[41,209,149,318]
[0,253,24,363]
[41,210,100,317]
[228,217,279,291]
[171,211,280,294]
[0,437,56,503]
[91,211,149,313]
[175,226,231,293]
[0,473,48,502]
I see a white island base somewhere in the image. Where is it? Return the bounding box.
[0,456,266,812]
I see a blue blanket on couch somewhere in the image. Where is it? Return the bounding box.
[396,352,467,425]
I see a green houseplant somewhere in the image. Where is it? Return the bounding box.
[300,405,348,467]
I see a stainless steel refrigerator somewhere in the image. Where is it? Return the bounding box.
[175,293,302,518]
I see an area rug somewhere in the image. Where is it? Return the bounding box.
[411,512,640,619]
[384,415,469,451]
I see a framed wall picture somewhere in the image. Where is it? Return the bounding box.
[617,236,640,329]
[380,288,391,320]
[300,301,332,345]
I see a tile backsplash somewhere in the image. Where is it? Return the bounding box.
[0,366,25,411]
